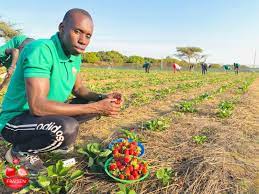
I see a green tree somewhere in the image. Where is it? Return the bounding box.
[175,47,203,70]
[106,50,125,64]
[0,19,21,40]
[82,52,100,63]
[127,55,145,65]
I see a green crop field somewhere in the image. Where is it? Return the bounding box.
[0,68,258,194]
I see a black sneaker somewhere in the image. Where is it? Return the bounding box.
[5,148,46,176]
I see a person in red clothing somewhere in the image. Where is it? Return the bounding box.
[172,63,176,73]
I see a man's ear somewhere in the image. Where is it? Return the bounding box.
[58,22,64,33]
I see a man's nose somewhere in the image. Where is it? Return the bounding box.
[78,34,88,45]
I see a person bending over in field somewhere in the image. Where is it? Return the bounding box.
[0,35,34,90]
[0,8,123,175]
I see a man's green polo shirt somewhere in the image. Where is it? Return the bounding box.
[0,33,82,131]
[0,35,27,69]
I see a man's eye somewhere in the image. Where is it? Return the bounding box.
[74,30,81,34]
[86,34,91,39]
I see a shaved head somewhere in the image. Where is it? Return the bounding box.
[59,8,94,55]
[63,8,92,24]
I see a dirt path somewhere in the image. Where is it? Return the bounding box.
[229,77,259,192]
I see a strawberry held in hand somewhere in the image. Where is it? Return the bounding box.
[114,94,122,104]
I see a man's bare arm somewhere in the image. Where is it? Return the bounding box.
[5,48,19,74]
[0,49,20,90]
[26,78,120,117]
[72,73,106,101]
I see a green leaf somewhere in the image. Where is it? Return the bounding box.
[65,182,73,192]
[37,175,51,188]
[48,185,62,194]
[59,166,70,176]
[88,157,94,167]
[116,192,125,194]
[87,143,101,154]
[70,170,84,180]
[29,183,41,191]
[118,183,126,192]
[157,121,163,125]
[55,160,64,174]
[47,165,57,177]
[77,148,90,157]
[129,190,137,194]
[156,168,165,179]
[16,186,30,194]
[99,149,112,157]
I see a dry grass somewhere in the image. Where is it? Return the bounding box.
[0,73,257,194]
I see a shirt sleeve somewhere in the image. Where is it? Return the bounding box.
[0,35,27,58]
[0,38,15,58]
[23,42,53,78]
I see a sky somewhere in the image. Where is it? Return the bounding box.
[0,0,259,66]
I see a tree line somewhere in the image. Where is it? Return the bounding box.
[0,19,235,69]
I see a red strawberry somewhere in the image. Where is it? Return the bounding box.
[13,158,20,165]
[129,144,136,150]
[119,174,125,180]
[114,94,122,104]
[138,164,143,171]
[142,167,148,174]
[124,149,130,155]
[115,99,121,104]
[109,163,117,171]
[5,167,16,177]
[129,175,135,180]
[124,156,131,163]
[124,167,131,176]
[132,142,137,146]
[17,167,28,177]
[129,149,134,155]
[129,165,134,172]
[116,161,122,167]
[132,170,139,178]
[113,149,119,156]
[118,165,125,171]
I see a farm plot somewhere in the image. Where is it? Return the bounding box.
[0,69,257,194]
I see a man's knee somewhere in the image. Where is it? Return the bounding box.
[60,117,79,146]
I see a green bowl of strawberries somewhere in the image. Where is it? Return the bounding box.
[104,156,149,183]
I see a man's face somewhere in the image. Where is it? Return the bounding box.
[59,12,94,55]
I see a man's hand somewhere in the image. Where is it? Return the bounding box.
[106,92,123,104]
[96,98,122,117]
[0,84,3,91]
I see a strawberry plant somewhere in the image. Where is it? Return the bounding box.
[78,143,112,171]
[177,101,196,113]
[192,135,208,144]
[218,101,234,118]
[20,160,83,194]
[119,128,142,142]
[116,183,136,194]
[144,118,170,131]
[156,167,174,185]
[197,92,212,101]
